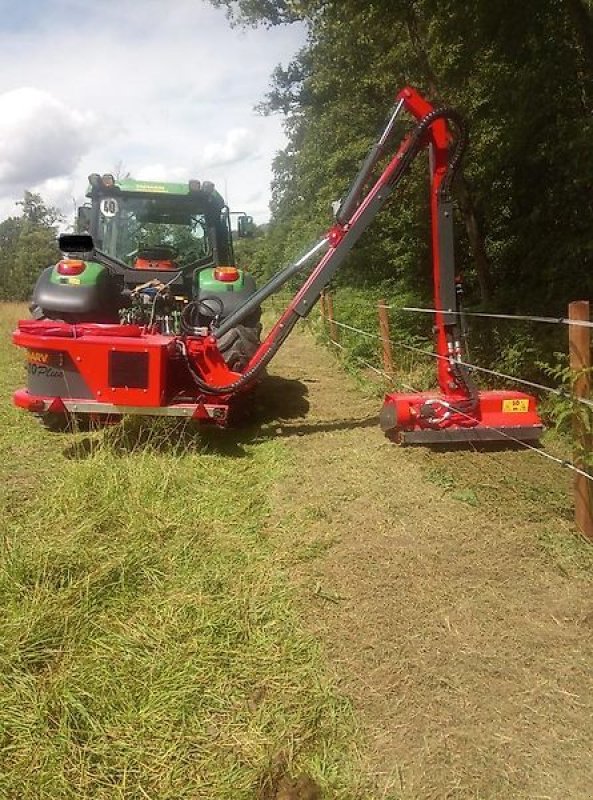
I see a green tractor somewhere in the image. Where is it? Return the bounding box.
[30,173,260,371]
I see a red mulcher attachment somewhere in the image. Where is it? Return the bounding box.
[380,390,542,445]
[13,320,240,426]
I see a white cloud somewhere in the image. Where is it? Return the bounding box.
[135,164,189,182]
[201,128,256,169]
[0,2,307,223]
[33,175,75,211]
[0,88,97,191]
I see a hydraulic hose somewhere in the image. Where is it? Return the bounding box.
[449,360,480,414]
[385,106,467,200]
[180,297,224,335]
[181,311,299,396]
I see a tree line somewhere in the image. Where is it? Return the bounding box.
[3,0,593,374]
[216,0,593,375]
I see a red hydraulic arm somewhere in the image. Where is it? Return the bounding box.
[401,88,465,395]
[198,86,542,443]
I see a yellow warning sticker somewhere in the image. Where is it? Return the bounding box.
[502,398,529,413]
[67,277,81,285]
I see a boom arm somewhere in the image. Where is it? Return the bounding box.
[202,86,470,399]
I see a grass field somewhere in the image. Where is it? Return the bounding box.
[0,304,369,799]
[2,301,593,800]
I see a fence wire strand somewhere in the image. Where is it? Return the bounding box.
[380,304,593,329]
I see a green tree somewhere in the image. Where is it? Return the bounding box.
[211,0,593,325]
[17,190,62,227]
[0,192,61,301]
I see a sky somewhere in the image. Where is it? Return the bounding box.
[0,0,307,225]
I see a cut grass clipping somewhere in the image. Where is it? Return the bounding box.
[0,305,370,799]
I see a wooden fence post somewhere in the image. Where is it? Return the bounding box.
[568,300,593,541]
[326,292,339,344]
[320,289,327,328]
[378,300,395,377]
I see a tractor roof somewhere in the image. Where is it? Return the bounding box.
[115,178,192,195]
[86,177,194,197]
[85,174,226,210]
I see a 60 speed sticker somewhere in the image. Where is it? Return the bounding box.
[502,398,529,413]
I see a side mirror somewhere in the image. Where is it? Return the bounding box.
[237,214,255,238]
[77,205,93,233]
[59,233,95,255]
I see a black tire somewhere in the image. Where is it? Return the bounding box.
[217,323,262,372]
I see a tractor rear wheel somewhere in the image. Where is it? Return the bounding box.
[217,323,262,372]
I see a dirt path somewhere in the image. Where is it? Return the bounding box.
[262,325,593,799]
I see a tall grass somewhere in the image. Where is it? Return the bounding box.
[0,306,370,799]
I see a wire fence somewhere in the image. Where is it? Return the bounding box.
[319,298,593,493]
[329,317,593,411]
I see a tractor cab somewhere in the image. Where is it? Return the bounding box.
[79,175,235,282]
